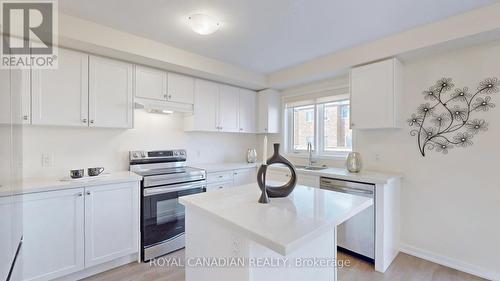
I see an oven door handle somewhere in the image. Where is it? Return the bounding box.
[143,182,206,197]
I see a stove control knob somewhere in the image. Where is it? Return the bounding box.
[174,151,179,156]
[133,152,139,158]
[180,151,186,155]
[140,152,146,158]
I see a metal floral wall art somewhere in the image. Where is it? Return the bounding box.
[409,77,499,156]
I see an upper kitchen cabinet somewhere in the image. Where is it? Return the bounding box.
[135,65,167,101]
[134,65,194,113]
[218,84,240,132]
[167,72,194,104]
[185,79,257,133]
[350,58,402,129]
[89,55,134,129]
[32,48,89,127]
[238,89,257,133]
[257,89,281,134]
[185,79,219,132]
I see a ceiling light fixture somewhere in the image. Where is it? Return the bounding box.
[188,14,221,35]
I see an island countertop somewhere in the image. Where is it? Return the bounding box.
[180,184,373,256]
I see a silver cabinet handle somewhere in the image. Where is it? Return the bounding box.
[90,120,95,124]
[164,94,168,99]
[168,94,172,99]
[86,191,91,195]
[77,192,83,197]
[82,119,87,123]
[23,115,29,120]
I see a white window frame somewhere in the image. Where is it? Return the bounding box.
[284,93,353,160]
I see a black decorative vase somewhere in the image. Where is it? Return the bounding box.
[257,143,297,198]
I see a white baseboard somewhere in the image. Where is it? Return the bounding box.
[400,244,499,281]
[53,254,139,281]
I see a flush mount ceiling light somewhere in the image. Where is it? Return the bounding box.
[188,14,221,35]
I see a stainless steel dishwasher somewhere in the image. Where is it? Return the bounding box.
[320,177,375,262]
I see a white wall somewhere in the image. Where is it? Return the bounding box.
[22,110,257,179]
[356,41,500,279]
[266,41,500,279]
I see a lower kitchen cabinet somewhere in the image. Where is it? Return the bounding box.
[84,182,139,267]
[21,181,139,281]
[205,167,257,192]
[233,168,256,186]
[22,188,85,281]
[267,168,319,188]
[206,181,233,192]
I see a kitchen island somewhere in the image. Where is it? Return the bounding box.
[180,184,373,281]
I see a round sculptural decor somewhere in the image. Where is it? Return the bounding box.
[257,143,297,198]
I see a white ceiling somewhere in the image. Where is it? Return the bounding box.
[59,0,496,74]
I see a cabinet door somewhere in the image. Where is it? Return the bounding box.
[84,182,139,267]
[297,174,319,188]
[266,169,291,184]
[350,58,398,129]
[233,168,256,186]
[206,181,234,192]
[192,79,218,131]
[22,188,85,281]
[168,72,194,104]
[218,84,239,132]
[238,89,256,133]
[135,65,167,101]
[32,48,89,127]
[89,56,134,128]
[257,92,268,133]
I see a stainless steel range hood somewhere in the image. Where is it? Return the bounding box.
[134,97,193,114]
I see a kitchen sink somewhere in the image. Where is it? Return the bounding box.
[295,165,328,171]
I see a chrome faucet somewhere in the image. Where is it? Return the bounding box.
[307,142,315,167]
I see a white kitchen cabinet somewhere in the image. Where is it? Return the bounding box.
[185,79,258,134]
[31,48,89,127]
[218,84,240,132]
[257,89,281,134]
[135,65,167,101]
[22,188,85,281]
[206,181,234,192]
[266,168,291,183]
[168,72,194,104]
[267,168,319,188]
[238,89,257,133]
[89,55,134,129]
[350,58,402,129]
[233,168,257,186]
[298,174,320,188]
[185,79,219,132]
[84,182,139,267]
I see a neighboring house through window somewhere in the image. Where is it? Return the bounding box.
[284,88,352,158]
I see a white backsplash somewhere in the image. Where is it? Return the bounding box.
[22,110,258,179]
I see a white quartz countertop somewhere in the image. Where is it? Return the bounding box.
[1,171,142,197]
[268,165,401,184]
[180,184,373,256]
[191,162,257,173]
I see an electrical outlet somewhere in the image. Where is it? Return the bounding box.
[41,153,54,167]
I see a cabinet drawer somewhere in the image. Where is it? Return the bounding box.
[206,181,233,192]
[207,171,234,184]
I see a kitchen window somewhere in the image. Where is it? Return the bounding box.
[284,89,352,158]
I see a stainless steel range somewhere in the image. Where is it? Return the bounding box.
[129,149,206,261]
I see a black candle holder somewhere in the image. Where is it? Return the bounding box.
[257,164,270,204]
[257,143,297,198]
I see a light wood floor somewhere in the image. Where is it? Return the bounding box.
[84,249,485,281]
